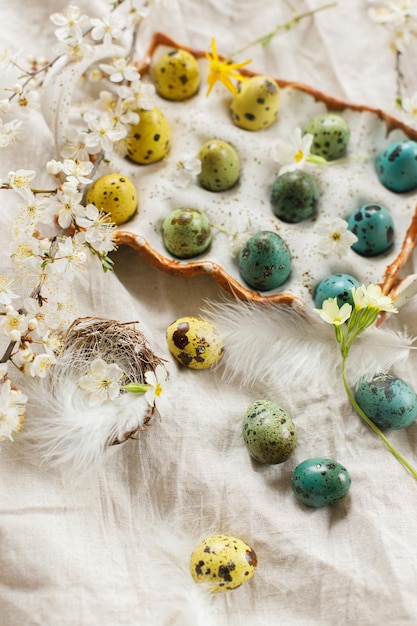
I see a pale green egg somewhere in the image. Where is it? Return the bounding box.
[197,139,240,191]
[243,399,297,464]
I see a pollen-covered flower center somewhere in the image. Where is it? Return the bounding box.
[332,232,341,241]
[295,149,304,162]
[154,382,163,397]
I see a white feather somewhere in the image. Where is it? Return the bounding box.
[202,298,415,391]
[20,364,151,474]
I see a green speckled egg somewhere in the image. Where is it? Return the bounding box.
[291,458,351,508]
[270,170,319,223]
[126,107,171,164]
[238,231,291,291]
[355,374,417,430]
[166,316,223,369]
[85,173,138,225]
[347,203,394,256]
[242,399,297,464]
[197,139,240,191]
[314,273,360,308]
[304,114,350,160]
[162,208,211,258]
[190,534,257,593]
[376,140,417,192]
[230,75,280,131]
[153,48,200,101]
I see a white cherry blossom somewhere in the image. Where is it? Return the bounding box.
[273,127,314,175]
[78,358,124,406]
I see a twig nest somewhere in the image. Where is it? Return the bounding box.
[22,317,167,471]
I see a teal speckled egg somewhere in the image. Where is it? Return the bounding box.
[303,114,350,160]
[347,203,394,256]
[197,140,240,191]
[291,458,351,508]
[162,208,211,258]
[314,273,360,308]
[238,231,291,291]
[355,374,417,430]
[270,170,319,223]
[376,140,417,193]
[242,399,298,464]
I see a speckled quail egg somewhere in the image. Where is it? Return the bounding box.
[85,173,138,225]
[347,203,394,256]
[153,48,200,100]
[304,113,350,160]
[197,139,240,191]
[355,374,417,430]
[230,75,280,131]
[166,316,223,369]
[376,140,417,192]
[291,458,351,508]
[270,169,319,223]
[242,399,297,464]
[126,107,171,164]
[238,231,292,291]
[162,208,212,258]
[314,273,360,308]
[190,534,257,593]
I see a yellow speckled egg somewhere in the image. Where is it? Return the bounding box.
[166,316,223,369]
[190,534,257,593]
[154,48,200,101]
[126,107,171,164]
[230,75,280,131]
[85,173,138,225]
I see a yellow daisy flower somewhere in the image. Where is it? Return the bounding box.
[205,38,252,96]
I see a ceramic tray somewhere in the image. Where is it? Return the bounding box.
[44,32,417,311]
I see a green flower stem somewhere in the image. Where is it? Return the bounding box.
[341,356,417,481]
[228,2,337,59]
[121,383,150,394]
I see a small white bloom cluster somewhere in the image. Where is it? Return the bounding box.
[0,364,27,442]
[367,0,417,53]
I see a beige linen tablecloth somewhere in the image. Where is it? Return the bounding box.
[1,1,417,624]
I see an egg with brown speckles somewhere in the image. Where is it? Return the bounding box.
[243,399,297,464]
[197,139,240,191]
[85,173,138,225]
[166,316,223,369]
[162,208,212,258]
[190,534,257,593]
[126,107,171,164]
[153,48,200,100]
[230,75,280,131]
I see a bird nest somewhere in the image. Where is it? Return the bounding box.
[54,316,167,445]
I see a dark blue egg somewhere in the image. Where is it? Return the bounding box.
[347,203,394,256]
[376,140,417,193]
[270,170,319,223]
[238,231,291,291]
[355,374,417,430]
[314,273,360,308]
[291,457,351,508]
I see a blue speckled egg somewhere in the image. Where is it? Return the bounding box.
[238,231,291,291]
[291,458,351,508]
[314,273,360,308]
[347,203,394,256]
[355,374,417,430]
[242,399,298,464]
[270,170,319,223]
[303,114,350,160]
[376,140,417,193]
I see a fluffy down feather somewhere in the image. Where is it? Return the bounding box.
[202,298,414,392]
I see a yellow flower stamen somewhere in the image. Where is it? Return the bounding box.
[294,149,304,163]
[205,37,252,96]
